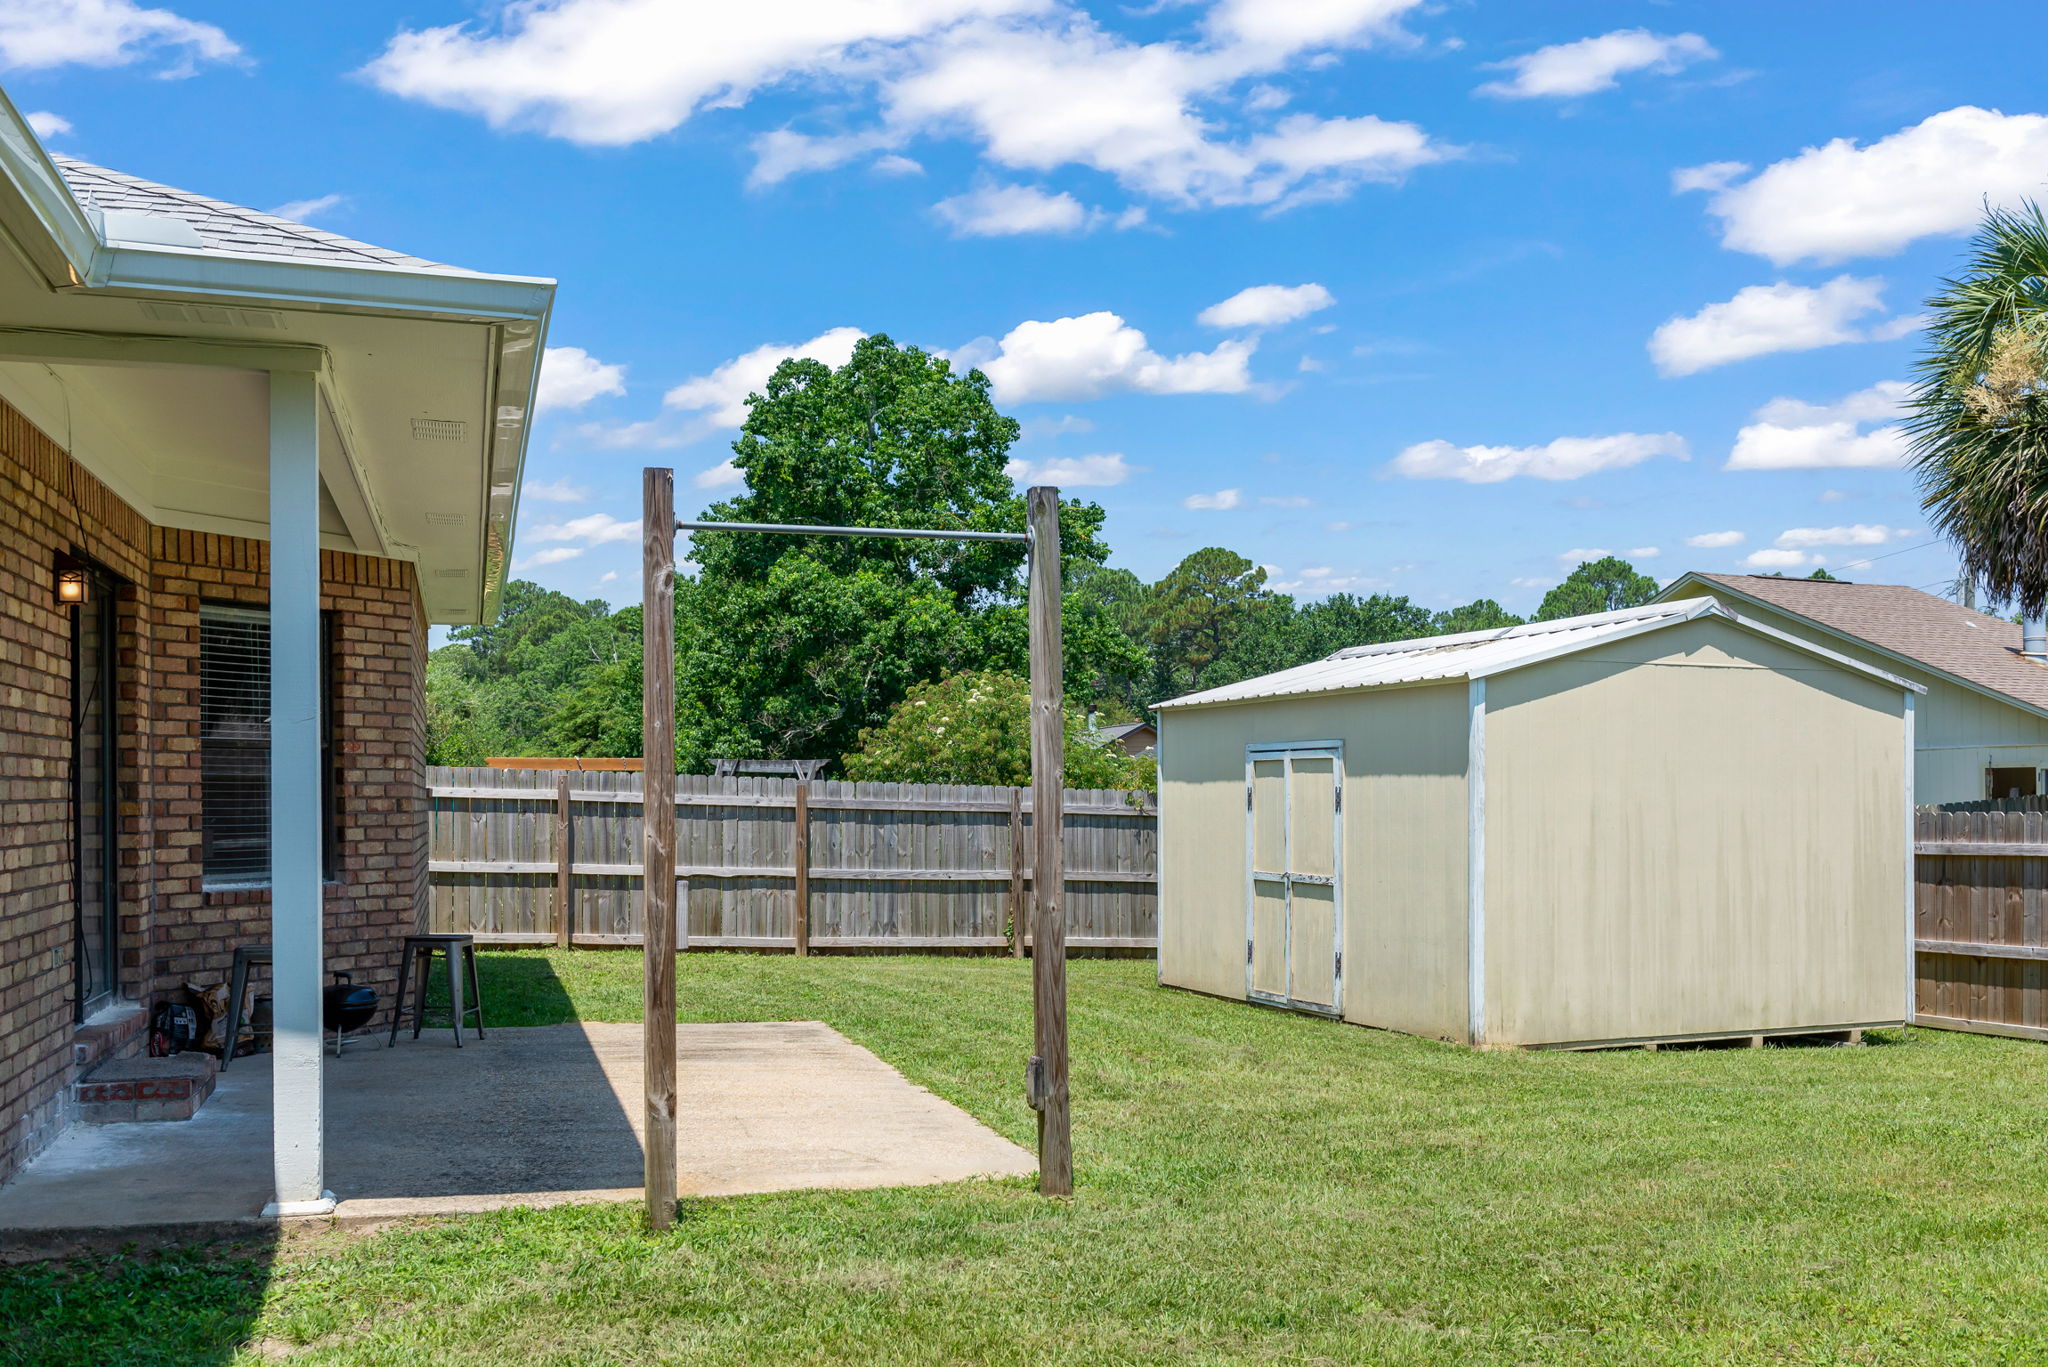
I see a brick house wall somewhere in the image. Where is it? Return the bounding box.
[0,396,430,1188]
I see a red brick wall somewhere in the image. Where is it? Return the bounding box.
[0,398,430,1187]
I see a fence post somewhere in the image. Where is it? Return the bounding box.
[554,770,574,949]
[1008,787,1026,957]
[793,781,811,956]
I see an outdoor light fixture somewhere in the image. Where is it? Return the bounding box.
[55,566,89,606]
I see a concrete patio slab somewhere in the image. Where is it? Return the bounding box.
[0,1021,1034,1231]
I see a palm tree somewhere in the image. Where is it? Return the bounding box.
[1909,202,2048,613]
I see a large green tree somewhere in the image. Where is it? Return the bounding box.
[1535,557,1660,620]
[1141,548,1276,695]
[674,334,1116,768]
[1908,202,2048,613]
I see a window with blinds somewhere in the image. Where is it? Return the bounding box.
[198,605,332,887]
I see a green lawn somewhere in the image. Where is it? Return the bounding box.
[9,952,2048,1366]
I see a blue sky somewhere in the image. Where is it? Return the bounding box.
[10,1,2044,614]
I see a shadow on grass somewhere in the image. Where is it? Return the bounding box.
[0,1226,279,1367]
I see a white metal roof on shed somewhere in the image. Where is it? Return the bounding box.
[1155,598,1922,711]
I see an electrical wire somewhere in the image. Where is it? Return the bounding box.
[1832,538,1941,572]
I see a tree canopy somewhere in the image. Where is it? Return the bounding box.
[842,671,1156,790]
[1535,557,1662,620]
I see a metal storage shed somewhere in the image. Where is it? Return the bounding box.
[1153,599,1923,1049]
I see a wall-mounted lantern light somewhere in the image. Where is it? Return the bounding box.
[56,565,89,606]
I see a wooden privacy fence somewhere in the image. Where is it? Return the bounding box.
[1916,801,2048,1040]
[424,766,1157,952]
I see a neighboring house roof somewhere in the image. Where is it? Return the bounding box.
[1156,598,1918,711]
[1668,573,2048,717]
[1097,722,1155,742]
[52,156,462,274]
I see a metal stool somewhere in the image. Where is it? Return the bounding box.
[219,943,271,1071]
[388,934,486,1047]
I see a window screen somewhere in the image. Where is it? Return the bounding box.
[199,605,331,887]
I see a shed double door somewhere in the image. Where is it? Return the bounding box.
[1246,744,1343,1016]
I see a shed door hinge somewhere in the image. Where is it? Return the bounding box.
[1335,951,1343,978]
[1247,939,1255,965]
[1247,786,1254,811]
[1334,785,1342,812]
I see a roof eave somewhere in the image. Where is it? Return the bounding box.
[0,91,555,623]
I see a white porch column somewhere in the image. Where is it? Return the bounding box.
[264,370,333,1216]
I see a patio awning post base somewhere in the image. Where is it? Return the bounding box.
[261,1191,338,1219]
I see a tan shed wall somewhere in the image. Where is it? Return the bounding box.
[1669,584,2048,806]
[1481,616,1908,1047]
[1157,685,1471,1040]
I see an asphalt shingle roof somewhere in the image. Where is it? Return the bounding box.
[53,155,461,274]
[1694,573,2048,713]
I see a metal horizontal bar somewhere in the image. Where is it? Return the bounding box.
[676,519,1029,544]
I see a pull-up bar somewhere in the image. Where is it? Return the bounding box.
[677,518,1030,544]
[641,475,1072,1231]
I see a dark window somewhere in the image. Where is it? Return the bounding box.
[1988,766,2040,800]
[199,605,333,887]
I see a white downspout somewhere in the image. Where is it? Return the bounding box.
[263,370,333,1217]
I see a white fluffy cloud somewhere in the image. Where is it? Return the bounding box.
[1476,29,1714,100]
[933,184,1091,237]
[968,311,1255,404]
[536,346,628,413]
[1649,276,1895,376]
[1004,452,1136,487]
[527,512,640,546]
[1184,488,1242,510]
[1774,524,1912,548]
[265,193,347,223]
[1743,548,1818,570]
[0,0,239,73]
[519,546,585,568]
[1388,432,1688,483]
[663,327,865,426]
[1204,0,1424,51]
[24,110,72,139]
[364,1,1452,214]
[1682,106,2048,265]
[363,0,1031,146]
[1725,381,1912,471]
[1198,283,1334,330]
[1685,530,1745,549]
[524,477,590,503]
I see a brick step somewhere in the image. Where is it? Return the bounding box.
[75,1053,219,1123]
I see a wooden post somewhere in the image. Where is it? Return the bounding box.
[792,781,811,956]
[554,770,574,949]
[1027,485,1072,1197]
[1008,786,1026,958]
[641,467,678,1231]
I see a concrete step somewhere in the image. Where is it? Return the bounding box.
[75,1053,219,1123]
